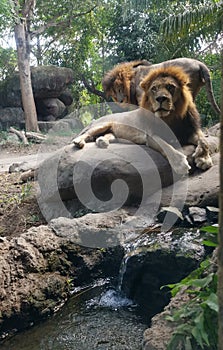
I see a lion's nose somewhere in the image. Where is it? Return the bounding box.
[156,96,167,103]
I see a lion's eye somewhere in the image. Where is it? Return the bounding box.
[166,84,175,95]
[150,86,157,93]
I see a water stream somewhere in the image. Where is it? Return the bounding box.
[0,278,147,350]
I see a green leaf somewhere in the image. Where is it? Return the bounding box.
[193,312,210,347]
[190,273,214,289]
[200,225,218,234]
[203,293,219,313]
[202,240,218,247]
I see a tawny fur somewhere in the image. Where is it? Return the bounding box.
[102,58,220,114]
[74,66,213,174]
[140,66,195,119]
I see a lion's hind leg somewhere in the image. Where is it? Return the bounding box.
[96,133,116,148]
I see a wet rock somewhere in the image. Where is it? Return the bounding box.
[142,250,217,350]
[206,206,219,223]
[0,214,125,337]
[188,206,207,223]
[120,228,206,323]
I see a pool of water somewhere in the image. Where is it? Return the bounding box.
[0,280,147,350]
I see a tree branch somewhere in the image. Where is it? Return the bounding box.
[22,0,36,18]
[81,74,107,100]
[30,6,96,38]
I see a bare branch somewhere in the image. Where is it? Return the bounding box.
[9,127,29,145]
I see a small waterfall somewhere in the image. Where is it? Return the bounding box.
[117,254,130,292]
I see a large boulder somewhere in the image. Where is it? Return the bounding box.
[0,66,74,108]
[37,142,176,221]
[37,135,219,222]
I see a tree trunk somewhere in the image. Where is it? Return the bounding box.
[218,49,223,350]
[14,22,39,132]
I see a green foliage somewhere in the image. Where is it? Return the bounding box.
[161,0,223,51]
[201,225,218,247]
[0,47,17,80]
[195,53,221,126]
[165,226,218,349]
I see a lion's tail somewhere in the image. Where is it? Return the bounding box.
[200,63,220,115]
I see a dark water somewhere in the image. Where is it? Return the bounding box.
[0,280,147,350]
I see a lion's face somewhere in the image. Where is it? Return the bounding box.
[110,83,128,104]
[140,66,193,120]
[145,76,182,118]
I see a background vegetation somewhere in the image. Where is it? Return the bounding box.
[0,0,221,124]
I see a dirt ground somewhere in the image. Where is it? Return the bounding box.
[0,136,72,238]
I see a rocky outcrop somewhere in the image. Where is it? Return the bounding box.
[0,66,74,108]
[0,66,74,124]
[0,211,126,337]
[0,208,207,338]
[37,142,175,221]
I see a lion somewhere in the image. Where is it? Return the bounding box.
[102,60,151,105]
[102,58,220,115]
[73,66,213,175]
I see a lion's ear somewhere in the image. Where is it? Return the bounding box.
[140,78,150,91]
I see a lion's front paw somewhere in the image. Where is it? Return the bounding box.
[169,151,191,175]
[96,136,109,148]
[72,136,86,149]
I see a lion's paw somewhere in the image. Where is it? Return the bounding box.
[193,142,213,170]
[72,136,86,149]
[194,154,213,170]
[96,136,109,148]
[169,151,191,175]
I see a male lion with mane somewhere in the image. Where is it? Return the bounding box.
[73,66,212,175]
[102,58,220,115]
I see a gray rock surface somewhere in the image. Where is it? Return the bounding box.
[0,107,24,130]
[37,135,219,222]
[35,98,67,121]
[37,142,175,221]
[0,66,74,108]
